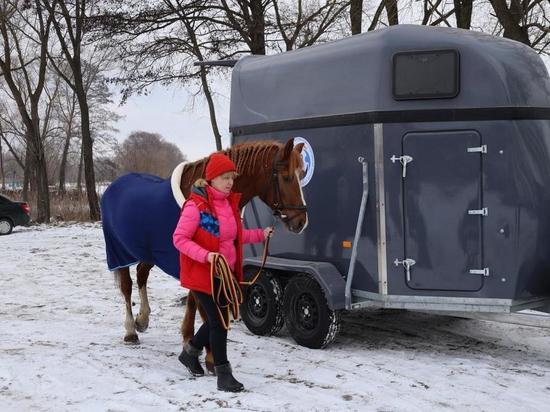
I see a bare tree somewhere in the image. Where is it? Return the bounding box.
[454,0,473,29]
[350,0,362,34]
[217,0,269,55]
[115,131,186,177]
[489,0,549,53]
[43,0,101,220]
[0,0,54,222]
[271,0,350,51]
[367,0,401,31]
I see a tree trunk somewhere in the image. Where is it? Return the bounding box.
[350,0,363,35]
[34,141,50,222]
[30,104,50,222]
[385,0,399,26]
[77,143,83,192]
[489,0,531,46]
[23,135,32,200]
[75,76,101,220]
[0,136,4,190]
[249,0,266,55]
[200,67,222,151]
[453,0,473,29]
[58,122,72,196]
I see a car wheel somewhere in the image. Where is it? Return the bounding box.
[241,270,284,336]
[283,274,341,349]
[0,218,13,235]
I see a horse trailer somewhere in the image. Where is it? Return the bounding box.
[231,25,550,348]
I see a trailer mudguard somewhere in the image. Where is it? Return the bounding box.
[243,256,346,310]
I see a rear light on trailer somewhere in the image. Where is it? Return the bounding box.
[21,203,30,214]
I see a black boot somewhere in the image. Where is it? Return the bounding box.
[178,342,204,376]
[214,362,244,392]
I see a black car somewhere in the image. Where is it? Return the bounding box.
[0,194,31,235]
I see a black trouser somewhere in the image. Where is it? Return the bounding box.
[190,290,228,366]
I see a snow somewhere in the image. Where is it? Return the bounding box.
[1,223,550,411]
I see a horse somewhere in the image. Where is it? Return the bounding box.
[100,138,308,371]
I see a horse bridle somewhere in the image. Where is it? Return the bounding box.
[271,156,308,225]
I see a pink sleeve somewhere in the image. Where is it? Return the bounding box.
[173,201,210,264]
[242,228,265,244]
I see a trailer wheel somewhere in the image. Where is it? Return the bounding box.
[241,270,284,336]
[283,274,341,349]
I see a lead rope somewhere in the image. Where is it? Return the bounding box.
[210,233,272,330]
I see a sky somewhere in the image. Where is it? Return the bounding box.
[111,77,232,162]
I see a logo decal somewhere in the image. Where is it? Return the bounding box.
[294,136,314,187]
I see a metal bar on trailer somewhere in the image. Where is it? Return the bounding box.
[345,157,369,309]
[374,123,388,295]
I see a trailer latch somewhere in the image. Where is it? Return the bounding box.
[468,207,488,216]
[390,155,413,178]
[467,145,487,154]
[394,258,416,281]
[469,268,490,277]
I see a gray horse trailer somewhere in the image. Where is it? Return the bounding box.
[230,25,550,348]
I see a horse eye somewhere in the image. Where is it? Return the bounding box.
[283,175,292,182]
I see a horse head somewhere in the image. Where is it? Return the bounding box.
[262,138,308,234]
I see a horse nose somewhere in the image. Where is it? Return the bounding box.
[294,216,306,233]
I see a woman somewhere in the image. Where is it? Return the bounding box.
[173,152,273,392]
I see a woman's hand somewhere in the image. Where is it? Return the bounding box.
[207,252,217,264]
[264,226,274,240]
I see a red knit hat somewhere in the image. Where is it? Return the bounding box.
[205,153,237,180]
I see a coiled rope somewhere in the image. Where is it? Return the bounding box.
[210,235,271,330]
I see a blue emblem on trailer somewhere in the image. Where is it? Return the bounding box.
[294,136,314,187]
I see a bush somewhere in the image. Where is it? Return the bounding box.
[1,188,101,222]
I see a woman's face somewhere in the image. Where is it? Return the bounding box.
[210,171,236,194]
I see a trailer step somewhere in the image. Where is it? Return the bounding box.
[420,310,550,329]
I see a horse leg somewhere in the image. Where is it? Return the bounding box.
[181,291,215,374]
[181,291,197,343]
[135,262,153,332]
[198,303,215,374]
[117,267,139,344]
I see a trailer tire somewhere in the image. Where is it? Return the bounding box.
[283,274,341,349]
[241,271,284,336]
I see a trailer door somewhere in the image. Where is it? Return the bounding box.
[402,130,484,292]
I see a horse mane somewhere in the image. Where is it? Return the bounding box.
[179,140,284,195]
[226,140,283,176]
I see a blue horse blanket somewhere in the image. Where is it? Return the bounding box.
[101,170,184,279]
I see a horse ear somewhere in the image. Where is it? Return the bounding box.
[294,143,305,154]
[282,138,295,160]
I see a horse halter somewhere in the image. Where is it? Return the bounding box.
[271,156,308,225]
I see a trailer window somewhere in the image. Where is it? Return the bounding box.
[392,50,459,100]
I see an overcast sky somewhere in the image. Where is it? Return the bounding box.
[112,78,232,162]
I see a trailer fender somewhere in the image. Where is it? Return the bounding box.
[243,256,346,310]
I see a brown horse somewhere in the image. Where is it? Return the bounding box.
[112,138,308,370]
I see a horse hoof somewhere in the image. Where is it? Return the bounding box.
[124,334,140,344]
[135,319,149,333]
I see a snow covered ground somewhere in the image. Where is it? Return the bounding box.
[1,223,550,411]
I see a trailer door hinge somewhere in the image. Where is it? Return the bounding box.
[469,267,490,277]
[394,258,416,281]
[467,145,487,154]
[468,207,488,216]
[390,155,413,178]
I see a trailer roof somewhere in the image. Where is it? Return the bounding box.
[230,25,550,130]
